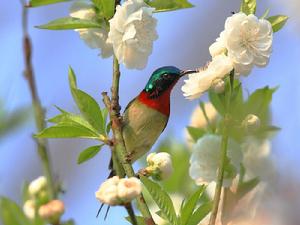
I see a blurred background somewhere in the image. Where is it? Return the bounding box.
[1,0,300,224]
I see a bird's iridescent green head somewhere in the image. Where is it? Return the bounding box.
[144,66,181,98]
[144,66,197,98]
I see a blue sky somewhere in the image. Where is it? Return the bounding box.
[1,0,300,224]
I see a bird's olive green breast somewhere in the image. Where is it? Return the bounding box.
[122,99,169,162]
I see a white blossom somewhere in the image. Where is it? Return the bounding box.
[117,177,142,202]
[70,1,113,58]
[95,176,120,206]
[38,200,65,221]
[146,152,173,180]
[212,12,273,76]
[242,136,275,181]
[107,0,158,69]
[189,134,242,187]
[23,200,35,219]
[209,33,227,58]
[182,54,233,99]
[95,176,142,205]
[28,176,47,196]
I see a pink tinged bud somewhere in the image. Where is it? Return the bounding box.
[38,200,65,223]
[117,177,142,202]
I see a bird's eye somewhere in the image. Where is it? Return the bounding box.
[163,73,170,79]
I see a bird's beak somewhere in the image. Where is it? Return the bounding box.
[180,70,198,77]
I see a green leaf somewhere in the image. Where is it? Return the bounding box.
[240,0,256,15]
[245,86,277,120]
[60,220,75,225]
[180,186,205,225]
[36,17,102,30]
[188,202,212,225]
[208,90,225,116]
[77,145,104,164]
[36,124,98,139]
[186,127,206,142]
[125,216,147,225]
[0,197,31,225]
[68,68,104,134]
[267,15,288,32]
[0,107,30,138]
[237,177,259,199]
[28,0,70,7]
[141,176,178,225]
[48,107,98,134]
[93,0,115,19]
[260,8,270,19]
[146,0,194,13]
[21,182,30,203]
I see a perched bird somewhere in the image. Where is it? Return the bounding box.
[99,66,196,218]
[122,66,196,162]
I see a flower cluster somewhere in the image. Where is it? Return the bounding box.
[70,1,113,58]
[70,0,157,69]
[189,134,243,187]
[146,152,173,180]
[95,176,142,206]
[23,176,65,223]
[182,12,273,99]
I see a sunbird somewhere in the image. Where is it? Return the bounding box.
[122,66,197,162]
[99,66,197,218]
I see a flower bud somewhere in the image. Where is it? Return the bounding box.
[95,176,121,206]
[211,78,225,93]
[38,200,65,223]
[146,152,173,180]
[23,200,35,219]
[243,114,261,132]
[117,177,142,202]
[28,176,47,196]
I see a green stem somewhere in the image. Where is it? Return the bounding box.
[102,56,155,225]
[20,1,56,200]
[209,72,234,225]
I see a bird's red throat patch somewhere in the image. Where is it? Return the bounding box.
[137,88,171,116]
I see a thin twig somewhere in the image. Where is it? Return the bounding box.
[102,56,155,225]
[209,72,234,225]
[20,0,56,200]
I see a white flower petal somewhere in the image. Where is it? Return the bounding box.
[70,2,113,58]
[108,0,157,69]
[217,12,273,76]
[189,134,242,187]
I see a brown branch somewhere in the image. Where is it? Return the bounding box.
[20,0,56,200]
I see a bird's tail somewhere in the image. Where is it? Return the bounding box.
[96,158,115,219]
[97,157,126,220]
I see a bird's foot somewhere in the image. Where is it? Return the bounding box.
[125,151,135,164]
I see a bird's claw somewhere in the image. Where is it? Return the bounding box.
[125,151,135,164]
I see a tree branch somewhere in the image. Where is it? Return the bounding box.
[102,56,155,225]
[20,0,56,200]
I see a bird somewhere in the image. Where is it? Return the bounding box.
[122,66,197,163]
[98,66,197,219]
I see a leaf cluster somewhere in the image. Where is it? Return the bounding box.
[36,68,110,164]
[131,177,211,225]
[30,0,194,31]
